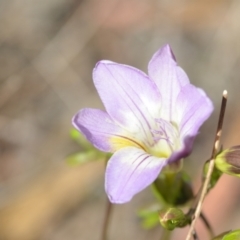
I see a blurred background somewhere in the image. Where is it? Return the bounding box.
[0,0,240,239]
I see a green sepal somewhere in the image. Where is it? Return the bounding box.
[203,160,222,190]
[215,145,240,178]
[152,171,194,206]
[212,229,240,240]
[159,207,191,230]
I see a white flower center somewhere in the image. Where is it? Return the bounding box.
[148,118,180,158]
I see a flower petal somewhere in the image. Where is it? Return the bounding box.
[93,61,161,142]
[168,135,195,163]
[148,44,189,121]
[105,147,167,203]
[176,84,214,138]
[72,108,142,152]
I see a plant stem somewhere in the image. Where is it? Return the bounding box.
[100,198,113,240]
[185,90,228,240]
[160,228,171,240]
[192,229,199,240]
[200,213,214,238]
[101,158,113,240]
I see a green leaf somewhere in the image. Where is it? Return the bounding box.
[68,129,113,166]
[138,205,160,229]
[70,128,92,149]
[212,229,240,240]
[66,149,112,166]
[141,212,159,229]
[66,151,99,166]
[70,128,81,140]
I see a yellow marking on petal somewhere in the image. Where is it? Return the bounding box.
[150,149,170,159]
[110,136,146,152]
[149,141,172,159]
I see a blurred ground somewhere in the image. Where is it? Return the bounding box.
[0,0,240,239]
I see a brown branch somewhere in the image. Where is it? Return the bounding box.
[200,212,214,238]
[185,90,228,240]
[100,199,113,240]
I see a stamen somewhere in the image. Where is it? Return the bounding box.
[153,136,173,145]
[151,118,179,151]
[150,129,164,135]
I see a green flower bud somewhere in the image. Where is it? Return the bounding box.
[212,229,240,240]
[159,207,190,230]
[215,145,240,177]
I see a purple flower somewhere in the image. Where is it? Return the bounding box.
[72,45,213,204]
